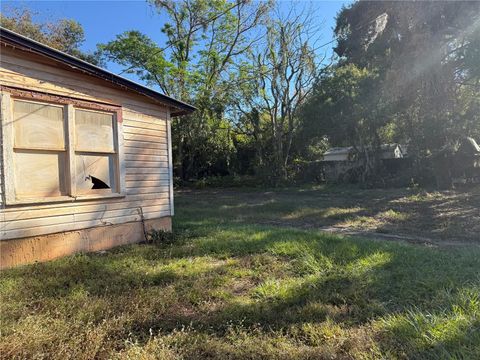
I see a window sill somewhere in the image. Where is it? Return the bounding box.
[5,193,126,206]
[74,193,126,202]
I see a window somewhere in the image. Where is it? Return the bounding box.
[13,100,67,198]
[1,90,125,204]
[74,109,117,195]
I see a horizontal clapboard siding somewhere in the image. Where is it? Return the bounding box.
[0,98,3,211]
[2,210,171,240]
[0,51,169,118]
[0,47,173,240]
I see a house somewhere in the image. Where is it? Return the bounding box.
[0,28,195,269]
[320,144,406,182]
[321,147,355,162]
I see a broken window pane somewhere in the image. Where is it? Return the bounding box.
[14,150,67,198]
[75,109,115,153]
[13,100,65,150]
[75,153,116,194]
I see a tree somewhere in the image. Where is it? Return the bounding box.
[333,0,480,154]
[1,8,102,65]
[100,0,270,180]
[300,65,371,147]
[299,64,393,184]
[235,6,323,181]
[300,0,480,186]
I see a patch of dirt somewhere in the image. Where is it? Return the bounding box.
[315,226,479,248]
[230,278,256,296]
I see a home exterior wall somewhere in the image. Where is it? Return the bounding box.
[0,45,174,267]
[0,217,171,269]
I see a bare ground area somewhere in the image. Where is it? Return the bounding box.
[176,185,480,246]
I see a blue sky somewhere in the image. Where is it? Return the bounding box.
[1,0,350,84]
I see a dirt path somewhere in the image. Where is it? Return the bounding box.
[316,226,480,247]
[257,219,480,247]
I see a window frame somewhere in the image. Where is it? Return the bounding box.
[1,87,126,205]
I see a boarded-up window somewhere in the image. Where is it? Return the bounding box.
[14,101,65,150]
[75,109,114,152]
[75,153,116,195]
[3,96,122,203]
[14,151,66,198]
[74,109,117,194]
[12,100,67,199]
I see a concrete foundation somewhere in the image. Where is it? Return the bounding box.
[0,216,172,269]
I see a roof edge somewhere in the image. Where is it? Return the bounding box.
[0,27,196,117]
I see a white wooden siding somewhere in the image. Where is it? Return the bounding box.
[0,93,4,217]
[0,46,173,240]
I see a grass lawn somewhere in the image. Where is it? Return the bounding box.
[177,185,480,244]
[1,186,479,359]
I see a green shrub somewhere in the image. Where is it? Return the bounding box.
[147,229,175,244]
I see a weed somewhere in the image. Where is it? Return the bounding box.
[148,229,176,244]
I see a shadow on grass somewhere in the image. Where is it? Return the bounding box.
[175,187,480,242]
[1,217,479,358]
[125,224,480,357]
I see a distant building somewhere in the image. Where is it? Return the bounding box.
[320,144,407,182]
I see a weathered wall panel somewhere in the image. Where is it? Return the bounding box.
[0,93,3,210]
[0,46,173,243]
[0,217,172,269]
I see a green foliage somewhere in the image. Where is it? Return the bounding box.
[299,64,392,184]
[300,64,374,147]
[298,0,480,186]
[99,31,172,93]
[100,0,271,181]
[1,7,102,65]
[148,229,176,244]
[99,2,323,184]
[235,7,321,182]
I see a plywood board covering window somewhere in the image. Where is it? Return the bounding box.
[75,153,116,195]
[1,92,125,205]
[75,109,115,152]
[14,150,67,198]
[14,100,65,150]
[12,101,67,199]
[74,109,117,195]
